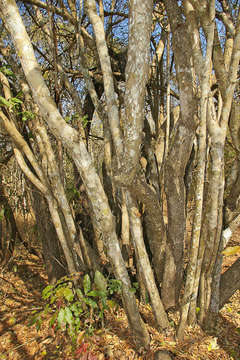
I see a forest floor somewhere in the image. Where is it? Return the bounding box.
[0,214,239,360]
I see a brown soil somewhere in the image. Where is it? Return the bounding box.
[0,214,239,360]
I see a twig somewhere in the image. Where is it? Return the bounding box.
[0,275,18,291]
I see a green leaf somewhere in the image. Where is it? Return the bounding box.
[57,308,66,328]
[42,285,54,299]
[21,110,35,122]
[0,66,14,77]
[28,313,42,327]
[83,274,91,295]
[108,279,122,294]
[133,282,139,289]
[36,318,42,331]
[64,307,74,326]
[65,116,71,123]
[106,299,117,309]
[63,287,74,302]
[98,309,104,319]
[74,317,81,332]
[87,290,100,297]
[50,295,56,304]
[0,96,11,107]
[70,303,83,316]
[10,97,22,105]
[44,303,50,314]
[76,288,84,299]
[94,271,107,292]
[81,115,89,128]
[84,298,98,309]
[100,295,107,309]
[49,312,57,327]
[0,208,4,221]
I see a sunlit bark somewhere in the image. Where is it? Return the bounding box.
[178,0,215,338]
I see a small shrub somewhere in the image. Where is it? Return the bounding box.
[29,271,122,342]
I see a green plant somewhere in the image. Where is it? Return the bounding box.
[0,95,22,109]
[29,271,122,342]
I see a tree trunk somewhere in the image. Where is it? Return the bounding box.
[32,192,67,283]
[126,191,169,330]
[164,0,198,307]
[219,258,240,308]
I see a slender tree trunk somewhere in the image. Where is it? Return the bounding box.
[164,0,198,307]
[126,191,169,330]
[178,0,215,337]
[31,192,66,283]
